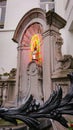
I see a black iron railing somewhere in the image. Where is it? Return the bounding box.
[0,73,73,129]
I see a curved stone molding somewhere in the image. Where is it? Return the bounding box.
[12,8,46,43]
[27,61,42,76]
[27,61,39,76]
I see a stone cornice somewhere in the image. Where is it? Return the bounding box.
[46,11,66,29]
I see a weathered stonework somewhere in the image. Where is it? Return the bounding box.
[12,9,73,130]
[0,68,16,107]
[27,61,43,103]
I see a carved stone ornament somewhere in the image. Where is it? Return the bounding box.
[55,37,73,70]
[27,61,38,76]
[59,55,73,69]
[27,61,42,76]
[9,68,17,79]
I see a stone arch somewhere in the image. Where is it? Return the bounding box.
[12,8,46,104]
[12,8,46,43]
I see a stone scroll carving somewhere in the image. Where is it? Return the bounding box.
[55,37,73,70]
[9,68,17,79]
[59,54,73,69]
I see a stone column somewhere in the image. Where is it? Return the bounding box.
[16,45,31,105]
[43,11,66,101]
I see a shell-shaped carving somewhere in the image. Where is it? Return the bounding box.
[21,23,43,47]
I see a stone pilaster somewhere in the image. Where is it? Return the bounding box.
[43,11,66,101]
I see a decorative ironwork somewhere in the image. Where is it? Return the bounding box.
[0,72,73,129]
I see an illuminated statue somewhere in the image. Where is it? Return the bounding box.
[30,34,42,63]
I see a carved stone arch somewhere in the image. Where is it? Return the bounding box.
[12,8,46,44]
[21,22,44,49]
[12,8,47,104]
